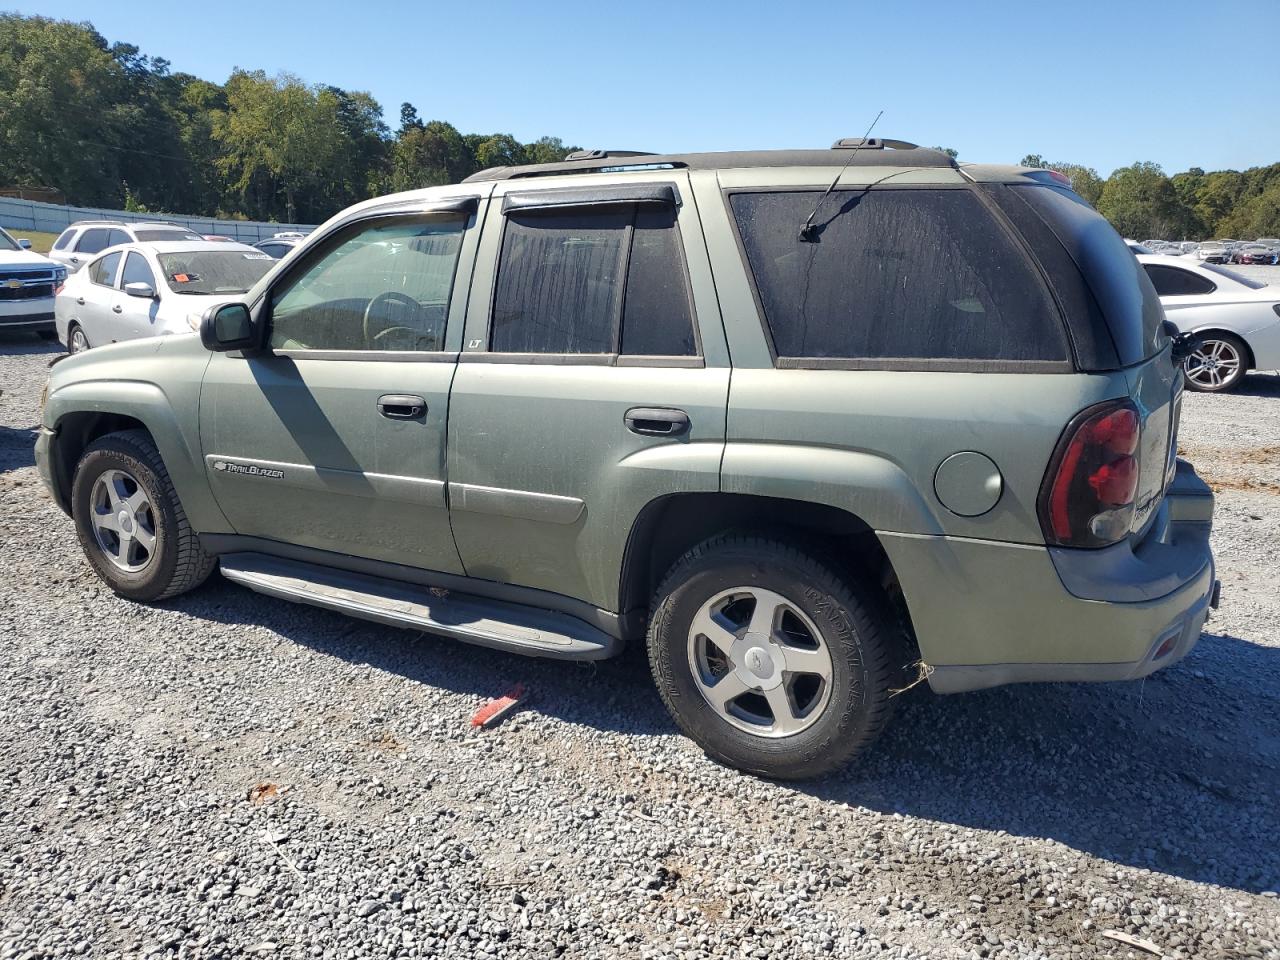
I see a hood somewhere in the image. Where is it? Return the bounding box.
[0,248,59,269]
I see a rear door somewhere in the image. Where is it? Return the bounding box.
[446,175,729,613]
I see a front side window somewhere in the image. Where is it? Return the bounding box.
[89,251,122,287]
[730,188,1068,363]
[270,216,466,352]
[1143,264,1215,297]
[121,252,157,290]
[490,203,697,356]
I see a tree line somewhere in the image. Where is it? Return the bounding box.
[3,14,1278,237]
[0,14,578,224]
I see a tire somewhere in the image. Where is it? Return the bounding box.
[1183,332,1249,393]
[646,535,900,780]
[71,429,216,602]
[68,323,89,354]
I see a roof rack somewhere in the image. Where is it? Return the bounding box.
[831,137,919,150]
[462,140,953,183]
[563,149,656,162]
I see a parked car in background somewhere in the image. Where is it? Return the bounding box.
[1125,241,1153,254]
[36,142,1219,779]
[1138,253,1280,392]
[0,226,67,339]
[54,241,275,353]
[47,221,204,273]
[252,235,303,259]
[1233,243,1279,265]
[1196,241,1229,263]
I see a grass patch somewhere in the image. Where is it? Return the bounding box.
[9,230,62,254]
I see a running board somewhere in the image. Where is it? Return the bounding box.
[218,552,619,660]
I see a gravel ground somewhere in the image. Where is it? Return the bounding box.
[2,322,1279,960]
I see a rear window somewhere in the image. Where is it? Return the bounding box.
[1008,184,1167,365]
[729,188,1068,364]
[134,229,203,242]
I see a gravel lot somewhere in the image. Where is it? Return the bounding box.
[2,306,1279,958]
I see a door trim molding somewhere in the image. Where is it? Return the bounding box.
[204,455,446,507]
[448,482,585,525]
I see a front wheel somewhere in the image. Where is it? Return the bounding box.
[1183,333,1248,393]
[646,535,901,780]
[71,430,216,601]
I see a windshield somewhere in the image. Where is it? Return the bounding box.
[0,228,20,252]
[1201,262,1268,289]
[158,250,274,295]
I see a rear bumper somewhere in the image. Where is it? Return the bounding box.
[881,460,1217,694]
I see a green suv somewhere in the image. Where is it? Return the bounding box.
[36,140,1219,779]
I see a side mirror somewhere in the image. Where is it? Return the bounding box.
[124,281,156,299]
[17,238,32,250]
[200,302,258,352]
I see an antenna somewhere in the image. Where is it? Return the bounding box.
[798,110,883,242]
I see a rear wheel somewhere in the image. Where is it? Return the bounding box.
[68,323,89,354]
[71,430,216,601]
[1183,333,1248,393]
[647,535,900,780]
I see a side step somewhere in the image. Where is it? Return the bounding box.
[218,552,620,661]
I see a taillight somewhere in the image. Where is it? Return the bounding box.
[1039,400,1142,548]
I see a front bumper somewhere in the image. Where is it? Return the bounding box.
[0,300,55,331]
[881,459,1217,694]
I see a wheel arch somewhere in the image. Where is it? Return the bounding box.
[617,492,918,651]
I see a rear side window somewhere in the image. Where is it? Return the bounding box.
[89,251,122,287]
[1143,264,1215,296]
[52,229,74,251]
[106,229,130,247]
[491,204,697,356]
[729,189,1067,364]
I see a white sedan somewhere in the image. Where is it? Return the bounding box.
[1138,253,1280,392]
[54,241,276,353]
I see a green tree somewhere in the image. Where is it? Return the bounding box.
[391,120,472,191]
[1047,162,1104,206]
[932,145,959,160]
[1020,153,1046,169]
[525,136,576,165]
[1096,162,1195,239]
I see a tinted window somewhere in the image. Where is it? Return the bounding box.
[493,210,627,353]
[1143,264,1215,297]
[90,252,122,287]
[730,189,1066,362]
[121,252,156,290]
[621,206,696,356]
[106,229,130,248]
[492,204,696,356]
[1011,184,1166,364]
[257,243,290,259]
[53,229,74,251]
[270,216,465,352]
[76,228,111,254]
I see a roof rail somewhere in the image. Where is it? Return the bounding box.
[563,149,657,162]
[831,137,919,150]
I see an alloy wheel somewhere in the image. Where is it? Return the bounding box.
[1184,338,1242,390]
[69,327,88,354]
[89,468,158,573]
[686,587,834,738]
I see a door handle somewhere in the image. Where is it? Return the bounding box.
[625,407,690,437]
[377,394,427,420]
[111,304,122,313]
[69,257,80,264]
[76,297,85,305]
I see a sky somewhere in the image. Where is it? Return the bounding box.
[15,0,1278,176]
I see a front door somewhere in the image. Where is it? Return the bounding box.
[199,202,483,572]
[111,251,160,340]
[446,175,730,612]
